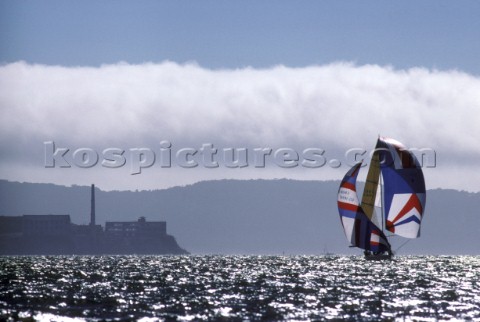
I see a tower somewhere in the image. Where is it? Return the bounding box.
[90,184,95,226]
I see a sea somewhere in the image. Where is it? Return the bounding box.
[1,255,479,321]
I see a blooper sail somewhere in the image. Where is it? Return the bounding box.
[337,163,391,253]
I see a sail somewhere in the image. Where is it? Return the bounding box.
[376,137,426,238]
[337,163,391,253]
[360,148,381,223]
[372,176,384,231]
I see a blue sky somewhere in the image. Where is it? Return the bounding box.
[1,1,480,74]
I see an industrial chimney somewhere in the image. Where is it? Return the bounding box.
[90,184,95,226]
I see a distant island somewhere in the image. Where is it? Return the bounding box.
[0,184,188,255]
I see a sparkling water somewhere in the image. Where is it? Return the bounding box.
[1,255,479,321]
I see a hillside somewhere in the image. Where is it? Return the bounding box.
[0,179,478,255]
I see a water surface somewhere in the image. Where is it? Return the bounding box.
[1,255,479,321]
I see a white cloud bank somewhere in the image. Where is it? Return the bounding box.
[0,61,479,191]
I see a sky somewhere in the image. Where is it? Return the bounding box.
[1,1,480,192]
[1,1,480,72]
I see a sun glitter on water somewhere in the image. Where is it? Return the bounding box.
[1,255,479,321]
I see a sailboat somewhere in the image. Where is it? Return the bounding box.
[337,137,426,260]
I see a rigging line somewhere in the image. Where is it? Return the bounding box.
[394,239,411,254]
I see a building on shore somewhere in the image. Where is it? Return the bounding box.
[0,184,187,255]
[105,216,166,238]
